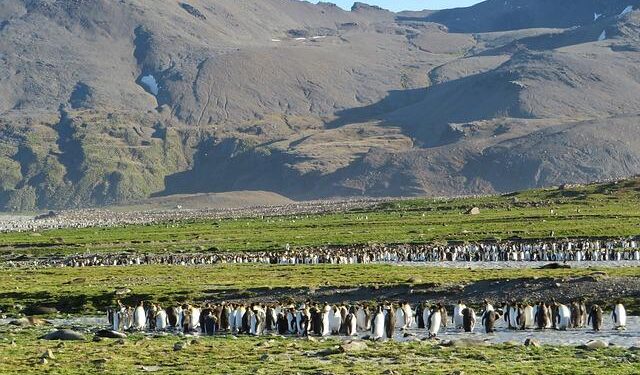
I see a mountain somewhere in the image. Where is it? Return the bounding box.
[1,0,640,210]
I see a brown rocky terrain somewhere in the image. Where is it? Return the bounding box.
[1,0,640,210]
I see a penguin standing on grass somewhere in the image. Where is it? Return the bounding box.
[371,306,386,340]
[427,305,442,338]
[133,301,147,331]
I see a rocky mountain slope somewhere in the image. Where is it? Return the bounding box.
[1,0,640,210]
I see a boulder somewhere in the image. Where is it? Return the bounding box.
[339,341,368,353]
[40,329,86,341]
[466,207,481,215]
[524,338,541,347]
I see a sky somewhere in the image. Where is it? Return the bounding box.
[311,0,483,12]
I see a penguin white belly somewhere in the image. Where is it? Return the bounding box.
[395,308,405,328]
[321,313,331,336]
[614,305,627,328]
[403,307,413,328]
[330,312,342,334]
[524,307,535,329]
[356,309,367,331]
[133,307,146,330]
[453,305,465,329]
[190,308,201,330]
[234,309,244,332]
[176,307,183,328]
[348,315,357,336]
[250,313,258,335]
[508,309,518,329]
[112,312,121,331]
[429,312,442,336]
[373,313,385,339]
[156,311,168,330]
[557,306,571,330]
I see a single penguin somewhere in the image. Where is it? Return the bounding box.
[588,305,603,332]
[555,304,571,330]
[535,302,550,330]
[570,301,580,328]
[453,301,466,330]
[329,305,342,335]
[286,307,297,334]
[189,305,201,331]
[266,306,278,331]
[612,302,627,330]
[437,303,448,330]
[385,304,396,340]
[482,310,499,333]
[133,301,146,331]
[395,305,405,329]
[277,313,288,335]
[321,304,331,337]
[523,303,535,329]
[462,307,476,333]
[416,303,425,329]
[345,308,357,336]
[427,305,442,338]
[166,306,178,328]
[578,299,588,328]
[155,307,168,331]
[356,305,369,332]
[371,306,386,340]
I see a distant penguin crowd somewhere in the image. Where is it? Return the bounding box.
[106,298,628,339]
[7,238,640,268]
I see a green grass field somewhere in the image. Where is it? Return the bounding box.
[1,179,640,256]
[1,330,639,375]
[2,180,640,374]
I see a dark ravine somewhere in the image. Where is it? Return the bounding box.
[2,0,640,210]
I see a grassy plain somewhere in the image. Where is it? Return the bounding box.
[1,328,639,375]
[1,180,640,256]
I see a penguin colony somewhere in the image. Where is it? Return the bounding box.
[10,239,640,268]
[107,299,628,339]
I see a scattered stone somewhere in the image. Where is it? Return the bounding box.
[41,349,55,359]
[92,336,104,343]
[443,339,490,348]
[524,338,541,347]
[114,288,131,296]
[141,365,161,372]
[339,341,368,353]
[466,207,481,215]
[450,371,465,375]
[174,341,188,351]
[580,340,608,350]
[39,358,48,365]
[407,277,422,284]
[40,329,86,341]
[259,354,274,362]
[92,359,107,367]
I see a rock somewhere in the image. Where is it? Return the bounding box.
[174,341,188,351]
[95,330,127,339]
[141,365,161,372]
[92,359,108,367]
[114,288,131,296]
[39,358,48,365]
[444,339,490,348]
[114,339,126,345]
[466,207,481,215]
[316,346,341,356]
[259,354,273,362]
[92,336,104,342]
[581,340,608,349]
[10,340,17,347]
[403,332,415,338]
[407,277,422,284]
[40,329,86,341]
[524,338,541,347]
[41,349,56,359]
[339,341,368,353]
[450,371,465,375]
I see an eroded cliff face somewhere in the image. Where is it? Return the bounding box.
[2,0,640,210]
